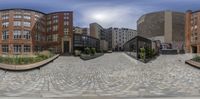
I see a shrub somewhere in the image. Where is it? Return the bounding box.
[91,48,96,55]
[75,50,81,56]
[84,47,91,55]
[140,48,145,61]
[192,55,200,62]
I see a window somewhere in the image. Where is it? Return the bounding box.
[2,45,9,53]
[24,15,31,20]
[53,19,58,24]
[64,28,69,35]
[64,16,69,20]
[35,33,41,41]
[24,45,30,52]
[53,25,58,31]
[64,21,69,26]
[14,45,21,53]
[64,13,69,15]
[47,16,51,20]
[14,21,21,26]
[52,34,58,41]
[47,21,51,25]
[14,15,22,19]
[2,22,9,28]
[2,15,9,20]
[47,27,51,32]
[2,30,9,40]
[23,30,31,39]
[13,30,21,39]
[47,35,52,41]
[23,22,31,27]
[53,15,58,19]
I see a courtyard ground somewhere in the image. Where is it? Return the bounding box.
[0,53,199,98]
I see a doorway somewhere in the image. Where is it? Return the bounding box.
[64,41,69,53]
[191,46,197,53]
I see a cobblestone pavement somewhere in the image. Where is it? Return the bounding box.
[0,53,199,98]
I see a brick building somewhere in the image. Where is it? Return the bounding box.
[185,10,200,53]
[0,8,73,56]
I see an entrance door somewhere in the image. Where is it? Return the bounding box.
[64,41,69,53]
[192,46,197,53]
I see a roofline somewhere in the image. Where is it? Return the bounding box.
[47,11,73,15]
[0,8,46,14]
[137,10,184,23]
[0,8,73,15]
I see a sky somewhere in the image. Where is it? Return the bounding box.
[0,0,199,29]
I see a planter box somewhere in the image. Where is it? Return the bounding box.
[0,54,59,71]
[80,53,104,60]
[185,60,200,69]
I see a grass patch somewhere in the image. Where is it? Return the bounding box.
[0,51,54,65]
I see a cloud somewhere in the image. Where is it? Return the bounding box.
[0,0,200,29]
[76,5,148,29]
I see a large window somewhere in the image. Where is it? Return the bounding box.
[14,15,22,19]
[13,30,21,39]
[2,22,9,28]
[2,45,9,53]
[14,45,21,53]
[2,15,9,20]
[23,22,31,27]
[24,15,31,20]
[35,33,41,41]
[53,25,58,31]
[47,27,51,32]
[14,21,21,26]
[47,35,52,41]
[53,15,58,19]
[52,34,58,41]
[53,19,58,24]
[23,30,31,40]
[47,21,51,25]
[64,16,69,20]
[64,21,69,26]
[2,30,9,40]
[24,45,30,52]
[64,28,69,35]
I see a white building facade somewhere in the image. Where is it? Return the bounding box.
[111,28,137,51]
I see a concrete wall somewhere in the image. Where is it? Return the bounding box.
[164,11,173,43]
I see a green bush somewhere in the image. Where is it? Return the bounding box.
[140,48,145,61]
[84,47,91,55]
[91,48,96,55]
[0,52,54,65]
[192,55,200,62]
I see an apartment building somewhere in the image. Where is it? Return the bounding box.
[0,8,73,55]
[185,10,200,53]
[111,28,137,51]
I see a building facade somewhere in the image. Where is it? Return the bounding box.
[0,8,73,56]
[111,28,137,51]
[185,10,200,53]
[73,26,89,36]
[89,23,108,51]
[137,11,185,50]
[73,34,100,52]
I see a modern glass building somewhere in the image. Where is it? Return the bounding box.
[123,36,152,59]
[73,34,100,52]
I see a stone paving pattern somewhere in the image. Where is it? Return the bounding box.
[0,53,199,98]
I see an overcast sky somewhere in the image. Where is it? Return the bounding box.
[0,0,199,29]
